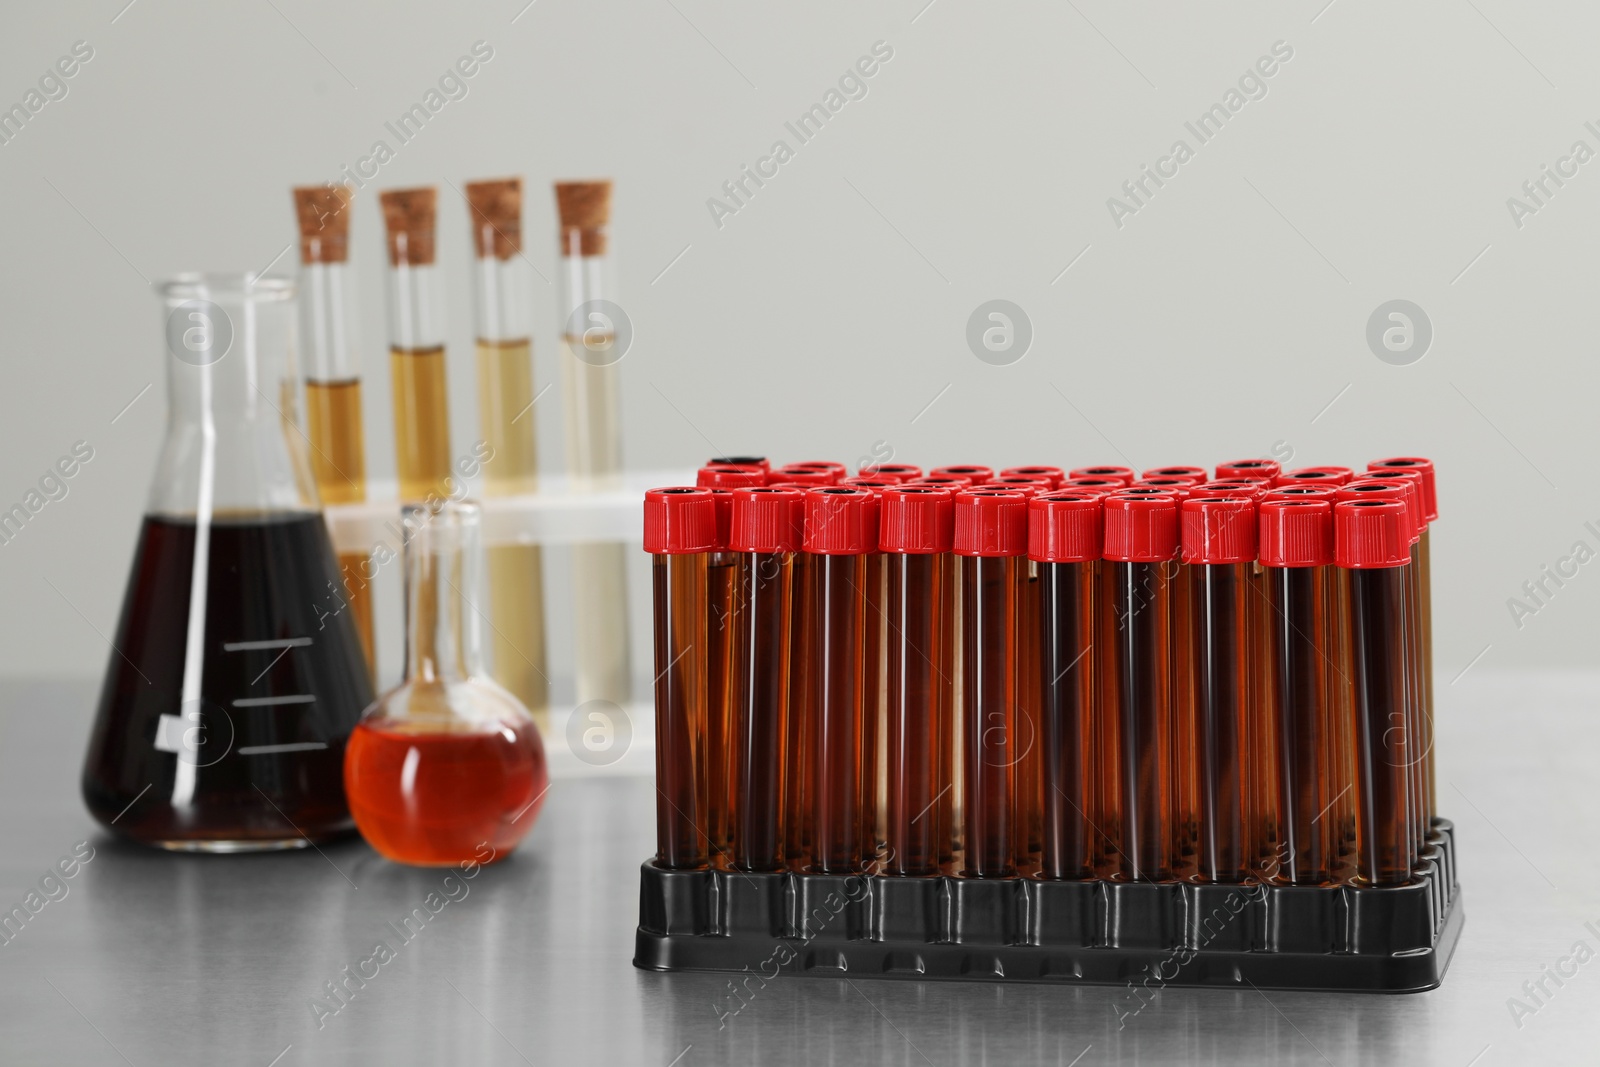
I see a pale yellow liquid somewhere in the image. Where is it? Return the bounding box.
[306,378,374,678]
[561,335,631,705]
[476,338,549,721]
[389,345,452,502]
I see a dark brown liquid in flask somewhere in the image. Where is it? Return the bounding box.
[82,512,374,848]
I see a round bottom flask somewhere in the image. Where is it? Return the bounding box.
[344,502,548,866]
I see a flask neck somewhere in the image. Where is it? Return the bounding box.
[402,503,487,684]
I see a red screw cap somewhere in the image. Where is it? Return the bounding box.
[1356,468,1429,527]
[843,475,899,492]
[708,487,733,547]
[1069,465,1135,486]
[1335,499,1411,568]
[1103,492,1179,562]
[1368,456,1437,523]
[1277,466,1354,487]
[978,478,1050,495]
[803,486,879,555]
[707,455,769,472]
[931,464,995,483]
[1062,477,1124,493]
[1338,481,1419,543]
[1181,495,1257,564]
[1215,458,1283,480]
[697,464,766,489]
[907,475,975,490]
[1141,465,1209,485]
[1263,485,1336,502]
[953,489,1029,557]
[729,487,805,553]
[1192,480,1266,500]
[779,461,846,483]
[863,463,922,482]
[1133,477,1195,500]
[1029,490,1102,563]
[773,465,839,486]
[1260,499,1334,568]
[1002,465,1066,489]
[879,486,954,554]
[644,487,720,554]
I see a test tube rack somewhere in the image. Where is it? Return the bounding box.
[634,822,1461,992]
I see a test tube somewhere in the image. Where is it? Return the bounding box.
[1181,495,1259,883]
[379,187,452,502]
[728,487,804,872]
[1335,498,1415,886]
[1259,499,1346,884]
[800,486,878,873]
[465,178,550,724]
[987,481,1046,867]
[880,486,956,875]
[555,180,632,708]
[953,488,1028,878]
[644,487,719,870]
[1102,490,1179,881]
[292,184,375,677]
[1368,456,1438,833]
[1214,458,1282,481]
[1030,490,1101,879]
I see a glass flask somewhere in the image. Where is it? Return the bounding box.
[344,502,548,866]
[81,274,375,851]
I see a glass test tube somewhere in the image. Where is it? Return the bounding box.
[698,467,766,860]
[728,488,803,871]
[1102,491,1179,882]
[292,184,375,678]
[1259,499,1347,885]
[1006,484,1046,870]
[465,178,551,724]
[953,488,1028,878]
[1030,491,1101,880]
[379,187,452,502]
[644,488,718,869]
[799,487,877,873]
[1336,499,1415,886]
[881,487,955,875]
[555,180,632,707]
[1215,458,1282,481]
[1181,495,1258,883]
[1369,457,1438,834]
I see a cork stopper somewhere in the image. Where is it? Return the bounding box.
[554,180,611,256]
[292,184,352,264]
[465,177,521,260]
[379,187,437,266]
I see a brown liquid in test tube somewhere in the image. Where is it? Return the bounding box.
[1182,495,1259,883]
[644,489,720,870]
[953,488,1029,878]
[800,487,878,873]
[1336,498,1415,886]
[881,487,956,875]
[1030,491,1102,879]
[1260,499,1347,884]
[1102,491,1180,881]
[727,488,804,872]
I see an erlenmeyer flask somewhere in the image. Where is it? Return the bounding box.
[344,501,548,867]
[81,274,375,851]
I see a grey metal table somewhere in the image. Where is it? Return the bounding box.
[1,674,1594,1065]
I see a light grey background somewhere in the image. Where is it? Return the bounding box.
[0,1,1593,684]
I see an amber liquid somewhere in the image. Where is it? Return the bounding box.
[305,378,375,677]
[344,718,547,865]
[705,553,738,859]
[809,554,868,874]
[1191,563,1252,883]
[82,513,374,848]
[961,556,1016,878]
[1014,560,1043,870]
[390,344,452,502]
[1418,529,1436,833]
[1106,560,1173,882]
[1269,565,1342,885]
[785,553,815,868]
[476,338,550,720]
[1039,560,1095,879]
[1349,567,1414,885]
[732,552,792,872]
[885,552,952,876]
[653,554,708,869]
